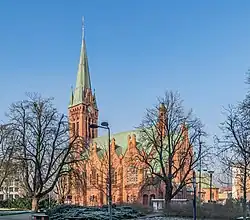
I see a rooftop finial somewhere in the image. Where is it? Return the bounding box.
[82,16,85,40]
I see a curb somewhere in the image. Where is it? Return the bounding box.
[0,211,31,216]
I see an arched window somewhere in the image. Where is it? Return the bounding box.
[127,166,138,184]
[72,123,75,136]
[111,168,117,184]
[92,168,96,184]
[90,174,92,184]
[76,122,79,135]
[85,118,88,138]
[92,120,95,138]
[114,172,117,184]
[88,119,91,138]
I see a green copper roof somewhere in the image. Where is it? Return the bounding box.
[70,22,92,106]
[92,129,140,158]
[91,127,194,178]
[75,38,91,90]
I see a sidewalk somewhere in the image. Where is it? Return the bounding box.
[0,210,31,216]
[137,212,165,219]
[0,213,31,219]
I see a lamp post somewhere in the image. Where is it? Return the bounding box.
[197,168,207,220]
[208,170,214,203]
[90,122,112,220]
[193,171,197,220]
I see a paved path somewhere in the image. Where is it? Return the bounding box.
[0,213,32,220]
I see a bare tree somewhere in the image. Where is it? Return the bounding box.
[86,142,124,205]
[6,94,81,211]
[136,91,208,205]
[54,173,70,204]
[216,102,250,220]
[0,124,16,189]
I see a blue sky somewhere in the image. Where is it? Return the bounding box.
[0,0,249,148]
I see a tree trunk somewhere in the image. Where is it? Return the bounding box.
[243,167,247,220]
[164,182,171,215]
[32,197,39,212]
[59,196,65,204]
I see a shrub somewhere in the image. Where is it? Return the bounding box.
[39,197,57,210]
[163,202,244,219]
[0,197,32,210]
[47,204,144,220]
[118,203,152,215]
[0,196,57,210]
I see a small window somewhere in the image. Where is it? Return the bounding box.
[114,172,117,184]
[76,122,79,135]
[72,123,75,135]
[92,128,95,138]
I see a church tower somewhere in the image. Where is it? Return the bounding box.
[69,18,98,140]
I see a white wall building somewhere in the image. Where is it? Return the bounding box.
[0,176,22,201]
[232,166,239,199]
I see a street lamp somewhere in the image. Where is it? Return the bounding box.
[208,170,214,203]
[192,171,197,220]
[89,122,112,220]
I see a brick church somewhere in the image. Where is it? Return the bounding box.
[67,22,193,206]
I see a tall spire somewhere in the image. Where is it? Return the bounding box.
[72,17,92,105]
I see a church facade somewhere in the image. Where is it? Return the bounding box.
[67,23,193,206]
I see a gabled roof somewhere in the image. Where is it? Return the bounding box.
[93,129,140,157]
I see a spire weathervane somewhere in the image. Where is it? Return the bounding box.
[82,16,85,40]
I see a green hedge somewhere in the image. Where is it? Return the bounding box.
[0,197,57,210]
[0,197,31,209]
